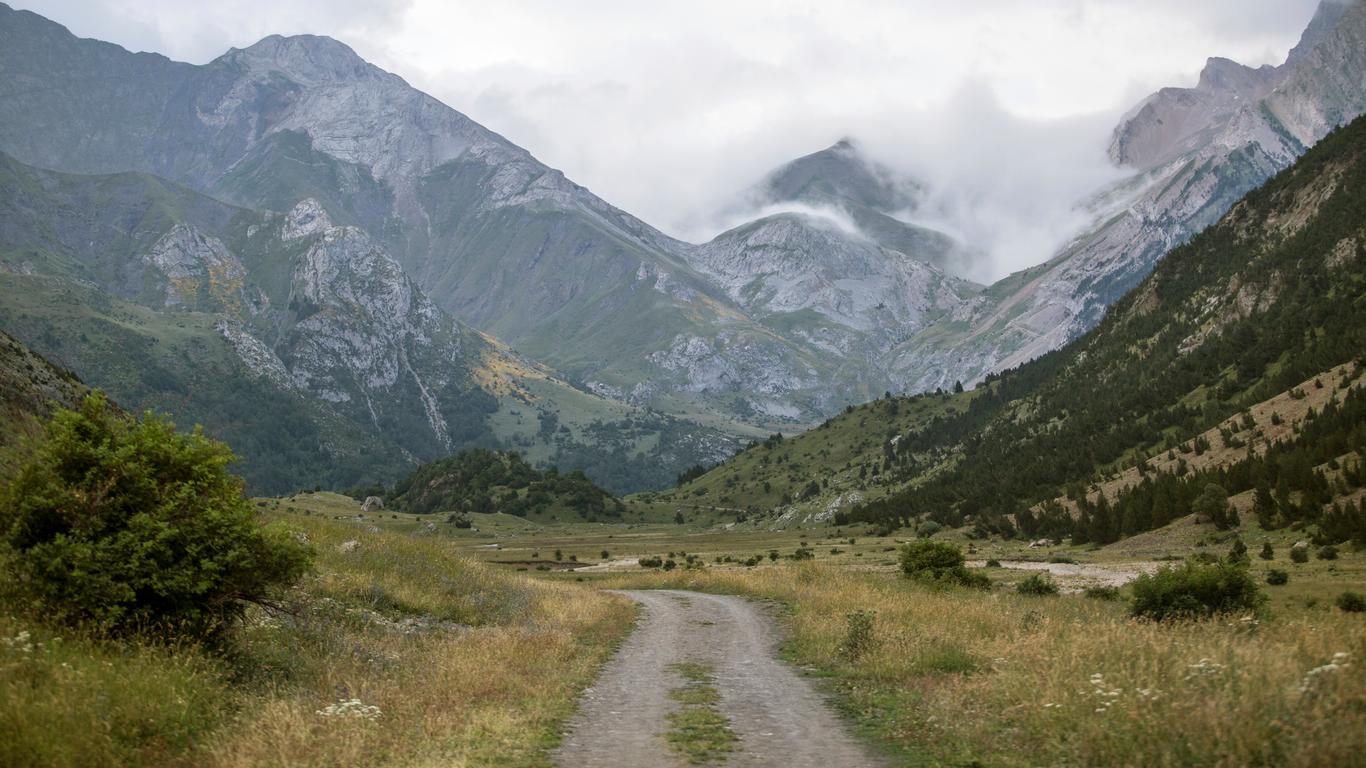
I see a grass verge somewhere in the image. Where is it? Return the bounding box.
[601,563,1366,767]
[1,500,635,767]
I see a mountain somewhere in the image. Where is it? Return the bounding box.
[939,0,1366,377]
[0,152,739,494]
[739,138,968,272]
[0,3,901,426]
[668,112,1366,541]
[680,139,987,394]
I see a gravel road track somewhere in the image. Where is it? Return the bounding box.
[554,589,884,768]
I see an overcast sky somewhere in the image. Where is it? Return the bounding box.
[15,0,1324,279]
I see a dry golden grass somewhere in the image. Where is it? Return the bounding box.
[604,564,1366,767]
[1,507,634,768]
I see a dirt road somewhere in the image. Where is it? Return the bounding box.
[553,589,885,768]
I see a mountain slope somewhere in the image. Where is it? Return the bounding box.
[0,153,739,493]
[676,112,1366,536]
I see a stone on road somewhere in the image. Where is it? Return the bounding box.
[554,589,884,768]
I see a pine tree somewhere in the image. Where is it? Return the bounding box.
[1253,481,1278,530]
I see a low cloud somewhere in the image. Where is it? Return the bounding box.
[858,84,1129,282]
[709,202,869,241]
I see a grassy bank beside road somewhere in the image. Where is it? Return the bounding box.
[1,495,633,768]
[602,563,1366,767]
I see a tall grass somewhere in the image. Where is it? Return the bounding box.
[1,507,633,767]
[604,564,1366,766]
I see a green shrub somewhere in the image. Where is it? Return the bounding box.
[1129,562,1265,621]
[791,547,815,561]
[899,541,988,589]
[1291,544,1310,563]
[0,395,310,640]
[915,520,943,538]
[837,609,876,661]
[1016,573,1060,596]
[1337,591,1366,613]
[1259,542,1274,560]
[1227,538,1249,565]
[985,559,1002,568]
[638,556,663,568]
[1083,585,1121,601]
[1317,545,1339,561]
[900,539,966,575]
[1266,569,1289,586]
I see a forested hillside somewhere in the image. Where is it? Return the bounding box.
[387,449,626,522]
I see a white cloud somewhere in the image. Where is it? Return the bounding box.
[15,0,1323,279]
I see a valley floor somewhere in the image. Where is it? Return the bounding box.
[6,490,1365,767]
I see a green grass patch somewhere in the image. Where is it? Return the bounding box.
[665,661,737,764]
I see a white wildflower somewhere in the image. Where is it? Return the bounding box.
[1298,652,1351,695]
[316,698,383,721]
[1184,658,1226,681]
[2,631,33,654]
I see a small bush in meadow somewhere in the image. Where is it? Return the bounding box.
[1129,561,1265,621]
[1259,542,1274,560]
[1337,591,1366,613]
[638,556,663,568]
[1291,544,1310,563]
[1016,573,1060,596]
[1266,569,1289,586]
[1227,538,1249,565]
[838,609,877,661]
[899,540,989,589]
[1317,545,1339,561]
[1083,585,1121,601]
[985,558,1002,568]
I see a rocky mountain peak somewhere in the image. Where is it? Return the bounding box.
[757,138,920,214]
[1196,57,1278,93]
[226,33,377,85]
[1287,0,1355,65]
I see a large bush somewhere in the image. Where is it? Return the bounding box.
[899,540,988,589]
[0,394,311,639]
[1129,561,1264,621]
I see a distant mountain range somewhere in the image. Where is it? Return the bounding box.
[0,1,1362,493]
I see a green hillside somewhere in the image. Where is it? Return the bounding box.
[0,153,740,494]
